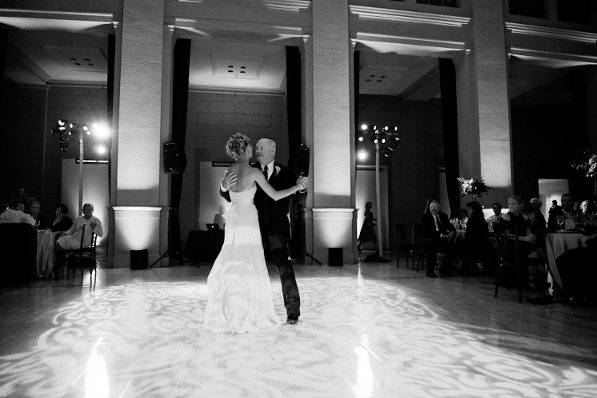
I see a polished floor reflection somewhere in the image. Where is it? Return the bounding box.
[1,263,597,397]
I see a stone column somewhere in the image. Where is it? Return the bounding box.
[586,69,597,153]
[456,0,513,205]
[112,0,166,266]
[300,35,314,263]
[311,0,356,264]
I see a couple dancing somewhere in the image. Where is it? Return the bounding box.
[203,133,308,333]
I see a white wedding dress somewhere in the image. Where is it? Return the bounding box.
[203,185,281,333]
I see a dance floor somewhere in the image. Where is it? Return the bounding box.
[1,262,597,397]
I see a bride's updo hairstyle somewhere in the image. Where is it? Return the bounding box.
[226,133,251,161]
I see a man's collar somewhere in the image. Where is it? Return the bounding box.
[261,160,275,171]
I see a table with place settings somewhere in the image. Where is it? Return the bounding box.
[545,232,595,290]
[36,230,57,277]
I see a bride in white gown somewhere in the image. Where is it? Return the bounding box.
[203,133,307,333]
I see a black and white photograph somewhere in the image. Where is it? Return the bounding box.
[1,0,597,397]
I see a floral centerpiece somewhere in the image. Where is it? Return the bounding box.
[571,150,597,196]
[457,177,490,202]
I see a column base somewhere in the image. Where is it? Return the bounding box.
[312,208,357,265]
[112,206,163,268]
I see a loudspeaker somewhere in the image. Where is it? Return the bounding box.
[295,144,310,177]
[163,141,187,174]
[329,248,343,267]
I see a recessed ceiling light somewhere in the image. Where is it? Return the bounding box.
[376,80,382,82]
[369,74,375,78]
[75,62,81,66]
[366,79,371,82]
[381,75,386,78]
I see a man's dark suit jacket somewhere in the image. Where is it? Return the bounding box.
[422,211,454,241]
[220,162,293,238]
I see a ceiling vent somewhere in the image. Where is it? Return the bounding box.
[211,54,262,79]
[44,46,107,72]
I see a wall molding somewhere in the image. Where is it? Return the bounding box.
[506,21,597,44]
[350,5,470,28]
[0,8,114,23]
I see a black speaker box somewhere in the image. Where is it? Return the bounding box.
[163,141,187,174]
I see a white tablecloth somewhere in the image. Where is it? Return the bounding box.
[545,233,594,289]
[36,231,57,277]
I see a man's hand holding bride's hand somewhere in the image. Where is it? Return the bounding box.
[296,177,308,191]
[222,171,238,190]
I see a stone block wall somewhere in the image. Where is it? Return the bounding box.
[0,84,107,219]
[358,96,445,239]
[180,91,288,236]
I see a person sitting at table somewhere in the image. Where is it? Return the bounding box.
[28,201,47,229]
[51,204,73,233]
[487,202,504,232]
[464,201,489,273]
[501,195,543,290]
[422,200,455,278]
[547,193,579,232]
[213,205,226,230]
[57,203,103,250]
[0,198,35,225]
[528,198,547,244]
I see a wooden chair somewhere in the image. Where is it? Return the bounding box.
[408,223,426,273]
[394,223,412,269]
[493,231,523,303]
[64,225,98,284]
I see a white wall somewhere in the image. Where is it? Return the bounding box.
[61,159,109,246]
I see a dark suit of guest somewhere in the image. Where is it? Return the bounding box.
[465,216,489,263]
[221,162,300,320]
[422,211,455,275]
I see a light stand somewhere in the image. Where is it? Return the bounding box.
[358,124,401,263]
[50,120,112,215]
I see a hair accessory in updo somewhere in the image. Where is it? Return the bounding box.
[226,133,251,161]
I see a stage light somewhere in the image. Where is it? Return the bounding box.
[394,126,398,131]
[95,145,107,155]
[361,124,368,131]
[373,139,378,144]
[381,138,386,144]
[92,122,111,140]
[357,150,368,161]
[384,126,389,131]
[358,136,364,142]
[83,125,89,132]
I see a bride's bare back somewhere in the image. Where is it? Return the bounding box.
[227,161,298,201]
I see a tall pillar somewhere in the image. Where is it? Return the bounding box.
[586,69,597,153]
[311,0,356,264]
[112,0,166,266]
[457,0,513,206]
[300,35,315,263]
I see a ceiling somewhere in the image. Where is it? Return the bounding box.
[1,18,583,103]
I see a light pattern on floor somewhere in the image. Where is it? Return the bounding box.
[1,277,597,397]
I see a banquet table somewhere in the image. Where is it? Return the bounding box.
[545,232,595,290]
[36,230,57,277]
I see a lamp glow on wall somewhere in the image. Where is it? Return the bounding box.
[357,123,402,261]
[50,119,112,215]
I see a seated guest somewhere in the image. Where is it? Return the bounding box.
[213,205,226,230]
[0,198,35,225]
[501,196,543,289]
[422,200,455,278]
[487,202,504,232]
[57,203,103,249]
[464,201,489,271]
[547,193,579,231]
[528,198,547,246]
[29,201,46,229]
[580,200,596,217]
[51,204,73,232]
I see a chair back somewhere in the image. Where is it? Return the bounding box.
[411,223,424,246]
[78,224,86,249]
[395,224,407,242]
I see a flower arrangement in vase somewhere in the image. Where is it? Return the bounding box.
[457,177,490,203]
[571,150,597,197]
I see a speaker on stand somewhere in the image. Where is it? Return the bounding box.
[149,141,187,268]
